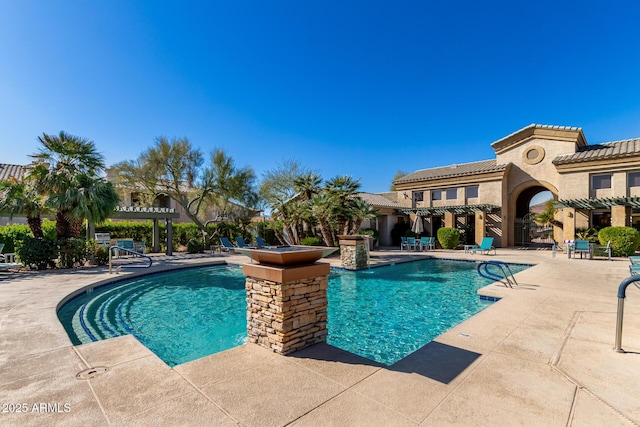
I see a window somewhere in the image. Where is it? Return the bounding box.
[445,188,457,200]
[431,190,442,201]
[592,174,612,190]
[629,172,640,188]
[413,191,424,202]
[466,186,479,198]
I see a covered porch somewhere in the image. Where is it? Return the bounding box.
[87,206,180,255]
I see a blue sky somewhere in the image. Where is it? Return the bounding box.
[1,1,640,194]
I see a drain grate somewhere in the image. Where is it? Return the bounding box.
[76,366,108,380]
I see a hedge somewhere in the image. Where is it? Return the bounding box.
[437,227,460,249]
[598,226,640,257]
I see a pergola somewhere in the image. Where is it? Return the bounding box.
[87,206,180,255]
[399,204,500,216]
[554,197,640,210]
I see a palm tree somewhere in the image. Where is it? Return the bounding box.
[0,177,47,237]
[28,131,120,239]
[308,192,337,247]
[324,176,361,240]
[347,198,379,235]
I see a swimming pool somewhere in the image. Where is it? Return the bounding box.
[58,259,528,366]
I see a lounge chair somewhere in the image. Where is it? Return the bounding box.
[572,240,592,259]
[220,237,236,252]
[592,240,612,260]
[235,237,255,248]
[406,237,418,251]
[470,237,496,255]
[255,236,269,248]
[0,262,21,272]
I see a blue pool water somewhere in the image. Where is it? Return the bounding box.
[58,259,528,366]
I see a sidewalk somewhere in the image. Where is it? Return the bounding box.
[1,249,639,426]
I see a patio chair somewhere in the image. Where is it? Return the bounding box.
[0,261,21,269]
[220,237,237,252]
[235,237,255,248]
[572,240,592,259]
[0,243,4,261]
[419,236,435,251]
[419,237,429,251]
[406,237,418,251]
[470,237,496,255]
[592,240,611,260]
[255,236,269,248]
[400,236,408,251]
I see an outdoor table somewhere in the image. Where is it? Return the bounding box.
[464,245,474,254]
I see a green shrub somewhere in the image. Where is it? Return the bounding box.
[359,228,380,244]
[186,238,204,254]
[576,227,599,243]
[301,237,321,246]
[94,245,110,265]
[598,226,640,257]
[15,237,58,270]
[0,224,33,253]
[437,227,460,249]
[58,238,93,269]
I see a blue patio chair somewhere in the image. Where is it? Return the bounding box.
[235,236,255,248]
[572,240,592,259]
[592,240,611,260]
[220,237,236,252]
[419,237,430,251]
[400,236,408,251]
[470,237,496,255]
[255,236,269,248]
[406,237,418,251]
[428,236,436,250]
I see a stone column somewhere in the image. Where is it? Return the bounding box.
[474,211,486,245]
[338,235,368,270]
[563,208,576,241]
[243,263,329,354]
[444,212,455,228]
[611,206,631,227]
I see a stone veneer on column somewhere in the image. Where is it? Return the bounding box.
[338,235,368,270]
[243,263,329,354]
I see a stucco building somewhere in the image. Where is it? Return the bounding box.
[373,124,640,248]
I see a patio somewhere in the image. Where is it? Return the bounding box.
[1,249,639,426]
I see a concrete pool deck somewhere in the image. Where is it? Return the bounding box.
[1,248,639,426]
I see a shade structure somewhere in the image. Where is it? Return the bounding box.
[411,215,424,235]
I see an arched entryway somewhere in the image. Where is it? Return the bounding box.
[511,183,558,247]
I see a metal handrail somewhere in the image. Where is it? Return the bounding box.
[477,260,519,289]
[614,275,640,352]
[108,245,152,274]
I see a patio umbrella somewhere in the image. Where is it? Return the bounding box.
[411,215,424,236]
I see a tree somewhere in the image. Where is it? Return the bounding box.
[325,175,361,237]
[28,131,119,239]
[347,198,379,235]
[535,200,563,228]
[113,137,258,244]
[0,177,47,238]
[390,170,410,191]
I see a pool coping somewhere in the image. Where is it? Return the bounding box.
[2,249,640,425]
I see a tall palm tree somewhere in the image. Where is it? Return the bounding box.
[308,192,338,247]
[28,131,120,239]
[347,198,379,235]
[324,175,361,240]
[0,177,47,237]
